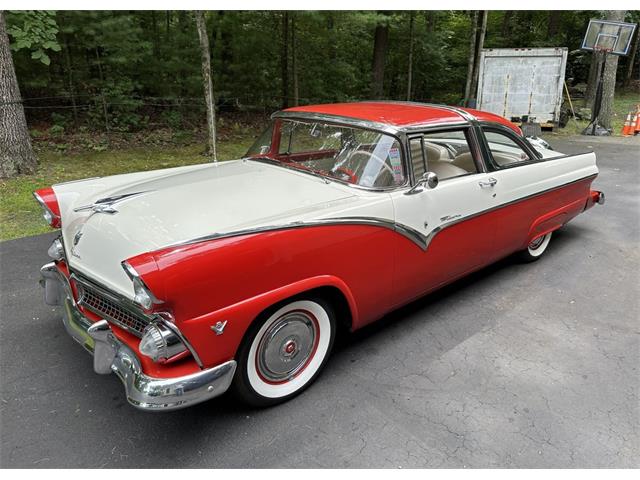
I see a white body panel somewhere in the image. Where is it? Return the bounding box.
[54,160,393,298]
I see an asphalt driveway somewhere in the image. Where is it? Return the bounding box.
[1,136,638,468]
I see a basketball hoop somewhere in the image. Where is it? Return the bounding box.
[581,19,637,136]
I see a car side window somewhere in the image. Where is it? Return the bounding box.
[483,129,532,168]
[409,137,427,180]
[416,129,480,180]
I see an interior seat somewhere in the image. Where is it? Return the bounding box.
[452,152,477,173]
[424,142,450,163]
[428,161,469,180]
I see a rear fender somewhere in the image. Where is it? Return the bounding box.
[525,196,588,247]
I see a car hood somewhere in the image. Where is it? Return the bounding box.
[55,159,361,297]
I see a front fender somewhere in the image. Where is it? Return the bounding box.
[177,275,357,368]
[126,224,397,368]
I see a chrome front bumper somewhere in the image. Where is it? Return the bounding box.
[39,262,236,411]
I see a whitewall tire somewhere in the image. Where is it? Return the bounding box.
[519,232,553,262]
[233,297,336,407]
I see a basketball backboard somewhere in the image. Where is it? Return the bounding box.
[581,19,637,55]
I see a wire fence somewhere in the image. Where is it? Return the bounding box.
[1,93,333,134]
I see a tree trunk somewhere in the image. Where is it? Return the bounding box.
[281,11,289,109]
[426,11,436,34]
[469,10,487,105]
[624,23,639,87]
[371,18,389,98]
[599,10,627,130]
[547,11,561,38]
[0,12,37,178]
[291,13,298,106]
[406,11,414,101]
[195,11,217,160]
[464,11,479,105]
[501,11,513,38]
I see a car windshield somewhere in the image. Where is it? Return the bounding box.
[245,119,406,188]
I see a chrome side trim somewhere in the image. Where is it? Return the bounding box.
[169,216,429,251]
[428,173,600,241]
[167,173,598,253]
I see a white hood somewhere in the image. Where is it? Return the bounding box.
[54,160,388,297]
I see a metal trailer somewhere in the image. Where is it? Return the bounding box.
[476,47,568,128]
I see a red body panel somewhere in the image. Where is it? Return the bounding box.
[284,102,521,134]
[122,176,597,370]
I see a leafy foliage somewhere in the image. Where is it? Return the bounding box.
[6,11,60,65]
[5,10,639,132]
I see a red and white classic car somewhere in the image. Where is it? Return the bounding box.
[36,102,604,411]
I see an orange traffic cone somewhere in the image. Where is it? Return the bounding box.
[634,106,640,136]
[621,112,634,136]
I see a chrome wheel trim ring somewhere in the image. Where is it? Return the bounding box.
[528,235,546,250]
[255,310,319,384]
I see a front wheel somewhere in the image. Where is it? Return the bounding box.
[232,297,336,407]
[518,232,553,262]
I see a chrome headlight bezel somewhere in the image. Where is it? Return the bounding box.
[121,261,162,312]
[139,321,187,363]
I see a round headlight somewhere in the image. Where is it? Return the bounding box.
[139,323,187,362]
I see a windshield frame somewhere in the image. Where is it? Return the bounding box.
[245,114,410,192]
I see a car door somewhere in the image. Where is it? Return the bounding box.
[389,126,499,307]
[478,124,599,255]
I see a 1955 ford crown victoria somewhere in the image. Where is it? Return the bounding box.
[36,102,604,411]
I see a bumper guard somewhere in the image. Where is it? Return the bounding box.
[39,262,236,411]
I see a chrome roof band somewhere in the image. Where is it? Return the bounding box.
[273,102,477,135]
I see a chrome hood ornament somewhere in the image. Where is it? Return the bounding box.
[74,191,149,215]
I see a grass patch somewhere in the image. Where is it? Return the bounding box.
[552,90,640,137]
[0,137,254,241]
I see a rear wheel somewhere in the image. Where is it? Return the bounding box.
[232,297,336,407]
[518,232,553,262]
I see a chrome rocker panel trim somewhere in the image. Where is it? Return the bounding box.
[39,262,236,411]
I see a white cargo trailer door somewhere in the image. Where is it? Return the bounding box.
[476,48,567,126]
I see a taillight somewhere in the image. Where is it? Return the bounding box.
[33,187,61,228]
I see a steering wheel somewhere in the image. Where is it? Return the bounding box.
[334,166,358,184]
[348,150,395,179]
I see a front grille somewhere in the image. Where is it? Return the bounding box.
[77,281,149,337]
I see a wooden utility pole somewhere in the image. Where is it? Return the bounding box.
[406,11,414,101]
[195,11,217,160]
[0,11,38,178]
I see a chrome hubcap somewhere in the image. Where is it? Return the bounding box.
[529,235,545,250]
[257,311,318,383]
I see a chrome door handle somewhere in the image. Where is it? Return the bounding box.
[479,177,498,188]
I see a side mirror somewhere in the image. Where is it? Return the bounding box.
[423,172,439,189]
[405,172,439,195]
